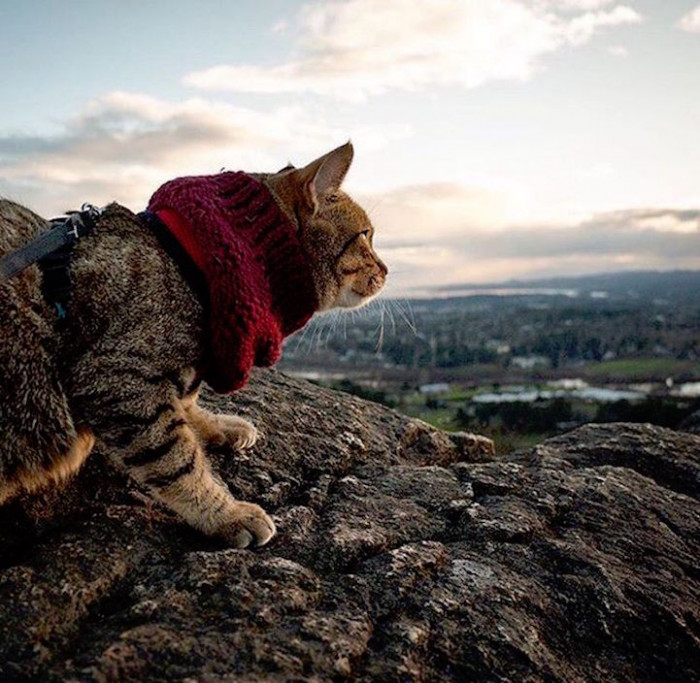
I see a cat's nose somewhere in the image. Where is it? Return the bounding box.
[369,275,383,293]
[369,264,387,293]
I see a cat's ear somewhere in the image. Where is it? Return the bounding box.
[277,162,295,173]
[299,142,354,211]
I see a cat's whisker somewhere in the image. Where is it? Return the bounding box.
[326,314,345,341]
[332,308,343,333]
[388,297,418,336]
[325,310,340,344]
[307,321,319,351]
[292,316,318,355]
[385,299,398,336]
[290,326,307,355]
[342,309,349,341]
[320,317,332,348]
[312,317,327,350]
[375,304,385,353]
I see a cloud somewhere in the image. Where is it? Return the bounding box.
[2,108,695,295]
[0,93,299,211]
[0,91,406,214]
[606,208,700,234]
[679,5,700,33]
[538,0,617,9]
[360,183,509,236]
[184,0,642,100]
[607,45,629,57]
[1,92,325,169]
[449,212,700,260]
[362,183,700,294]
[565,6,641,44]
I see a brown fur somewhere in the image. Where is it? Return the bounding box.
[0,143,386,547]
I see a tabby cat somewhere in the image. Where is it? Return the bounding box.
[0,142,387,547]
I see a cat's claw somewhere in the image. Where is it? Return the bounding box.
[233,529,254,548]
[224,416,258,450]
[221,501,276,548]
[210,415,259,451]
[227,420,258,450]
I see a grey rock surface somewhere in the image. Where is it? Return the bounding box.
[680,409,700,436]
[0,370,698,682]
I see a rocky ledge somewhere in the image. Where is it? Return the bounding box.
[1,370,699,682]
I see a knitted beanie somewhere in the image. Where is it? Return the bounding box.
[147,171,318,394]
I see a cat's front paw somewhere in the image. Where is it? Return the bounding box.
[219,501,276,548]
[208,415,259,451]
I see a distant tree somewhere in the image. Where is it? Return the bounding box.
[334,379,396,408]
[595,398,700,428]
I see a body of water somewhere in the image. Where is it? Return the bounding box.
[473,381,646,404]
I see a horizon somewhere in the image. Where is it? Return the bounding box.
[381,266,700,299]
[1,0,699,296]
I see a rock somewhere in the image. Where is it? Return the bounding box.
[1,369,699,682]
[680,409,700,436]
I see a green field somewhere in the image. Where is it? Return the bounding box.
[583,358,700,380]
[405,408,457,431]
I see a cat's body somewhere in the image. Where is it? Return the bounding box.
[0,143,387,547]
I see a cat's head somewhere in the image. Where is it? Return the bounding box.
[264,143,387,311]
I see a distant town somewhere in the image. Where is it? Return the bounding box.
[280,270,700,452]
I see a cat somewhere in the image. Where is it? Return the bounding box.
[0,142,387,547]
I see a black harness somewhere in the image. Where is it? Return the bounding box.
[0,205,102,319]
[1,205,209,324]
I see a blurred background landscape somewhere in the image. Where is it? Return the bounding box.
[282,269,700,451]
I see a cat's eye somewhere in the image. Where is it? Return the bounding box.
[336,229,371,262]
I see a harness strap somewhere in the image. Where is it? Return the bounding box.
[42,207,102,320]
[0,207,100,282]
[0,205,102,320]
[39,245,76,320]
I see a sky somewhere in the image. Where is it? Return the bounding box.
[1,0,699,296]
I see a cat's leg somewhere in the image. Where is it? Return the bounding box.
[182,384,259,451]
[89,374,273,547]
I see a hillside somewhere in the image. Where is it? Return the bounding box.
[432,269,700,305]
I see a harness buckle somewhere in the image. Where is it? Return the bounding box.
[64,204,103,243]
[67,223,81,241]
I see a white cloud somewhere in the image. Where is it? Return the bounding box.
[361,183,509,239]
[3,109,696,294]
[679,5,700,33]
[184,0,642,100]
[565,6,641,44]
[611,208,700,234]
[538,0,617,9]
[361,183,700,293]
[607,45,629,57]
[0,91,409,214]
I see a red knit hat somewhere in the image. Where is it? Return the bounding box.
[148,171,318,393]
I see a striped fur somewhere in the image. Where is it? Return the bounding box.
[0,143,385,547]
